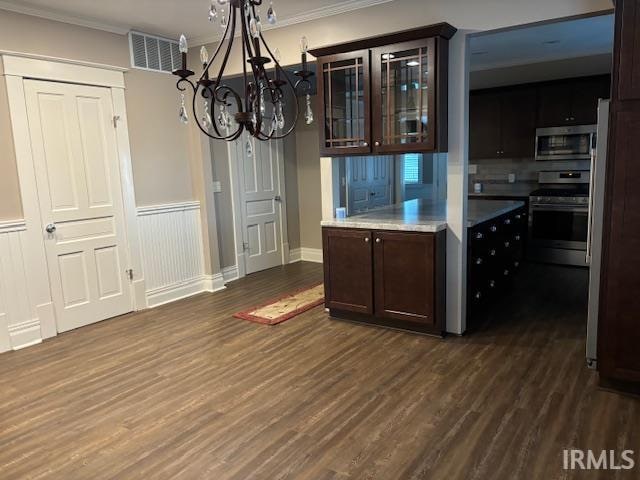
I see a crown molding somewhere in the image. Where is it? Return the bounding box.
[189,0,395,47]
[0,1,131,35]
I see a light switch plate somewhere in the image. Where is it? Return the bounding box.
[469,164,478,175]
[212,181,222,193]
[508,173,516,184]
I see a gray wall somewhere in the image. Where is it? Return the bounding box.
[209,92,321,269]
[294,96,323,250]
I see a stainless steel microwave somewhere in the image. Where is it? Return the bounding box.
[535,125,597,161]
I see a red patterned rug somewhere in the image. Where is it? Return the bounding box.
[233,283,324,325]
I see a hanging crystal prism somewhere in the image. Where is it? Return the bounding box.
[276,101,285,130]
[208,2,217,21]
[267,1,277,24]
[202,100,213,130]
[246,139,253,157]
[259,88,266,117]
[220,10,228,28]
[179,93,189,125]
[305,93,314,125]
[218,104,229,128]
[217,0,227,4]
[249,16,260,38]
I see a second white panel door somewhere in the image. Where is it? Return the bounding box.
[239,135,283,274]
[24,80,132,333]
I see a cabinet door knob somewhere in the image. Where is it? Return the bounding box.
[364,237,370,243]
[375,238,381,243]
[375,141,381,146]
[363,142,369,147]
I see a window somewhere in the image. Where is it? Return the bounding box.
[403,153,422,184]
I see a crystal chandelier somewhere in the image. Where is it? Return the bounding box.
[173,0,314,143]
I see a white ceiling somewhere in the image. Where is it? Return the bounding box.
[470,13,614,71]
[0,0,393,42]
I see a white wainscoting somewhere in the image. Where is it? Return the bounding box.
[137,201,224,308]
[289,247,323,264]
[0,220,44,352]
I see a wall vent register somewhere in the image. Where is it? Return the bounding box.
[129,31,181,73]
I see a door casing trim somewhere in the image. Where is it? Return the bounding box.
[2,53,146,339]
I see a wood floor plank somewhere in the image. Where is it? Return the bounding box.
[0,261,639,480]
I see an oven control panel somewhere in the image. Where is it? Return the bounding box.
[530,195,589,205]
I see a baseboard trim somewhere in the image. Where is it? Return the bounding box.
[203,273,226,293]
[290,247,323,264]
[9,319,42,350]
[222,265,239,284]
[146,274,219,308]
[289,248,302,263]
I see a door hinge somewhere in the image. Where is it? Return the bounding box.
[126,269,134,281]
[242,242,249,252]
[113,115,121,128]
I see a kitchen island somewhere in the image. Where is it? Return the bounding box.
[321,198,526,335]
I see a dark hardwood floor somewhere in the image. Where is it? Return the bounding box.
[0,261,638,479]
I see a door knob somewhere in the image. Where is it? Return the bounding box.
[45,223,56,234]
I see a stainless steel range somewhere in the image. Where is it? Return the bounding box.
[528,171,590,267]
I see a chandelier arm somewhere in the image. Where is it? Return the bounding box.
[213,7,239,104]
[191,81,244,140]
[199,7,233,86]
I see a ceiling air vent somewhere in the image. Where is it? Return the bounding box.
[129,31,181,73]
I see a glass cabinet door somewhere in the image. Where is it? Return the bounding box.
[372,39,436,153]
[318,51,371,156]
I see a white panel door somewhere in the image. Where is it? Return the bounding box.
[346,157,370,214]
[369,156,392,208]
[24,80,132,333]
[238,135,283,274]
[347,156,393,214]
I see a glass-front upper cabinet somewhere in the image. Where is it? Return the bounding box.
[317,51,371,156]
[311,24,454,156]
[371,39,438,153]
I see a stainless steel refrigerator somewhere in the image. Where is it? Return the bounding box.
[586,99,610,369]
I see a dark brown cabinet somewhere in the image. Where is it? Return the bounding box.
[597,0,640,388]
[470,76,610,161]
[322,227,446,335]
[317,51,371,156]
[322,228,373,314]
[310,24,456,157]
[373,231,440,325]
[537,76,610,127]
[469,87,536,159]
[467,206,527,324]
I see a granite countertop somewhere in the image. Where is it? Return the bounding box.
[321,199,525,232]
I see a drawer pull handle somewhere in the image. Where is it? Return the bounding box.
[475,232,484,240]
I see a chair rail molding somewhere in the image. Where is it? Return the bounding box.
[137,201,225,308]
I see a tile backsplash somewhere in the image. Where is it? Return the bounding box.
[469,157,538,196]
[469,157,593,196]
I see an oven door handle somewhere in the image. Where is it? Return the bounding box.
[531,204,588,212]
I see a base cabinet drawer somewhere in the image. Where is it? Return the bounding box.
[323,227,446,335]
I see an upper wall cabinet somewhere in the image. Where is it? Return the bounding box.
[317,51,371,156]
[537,76,611,127]
[310,24,456,157]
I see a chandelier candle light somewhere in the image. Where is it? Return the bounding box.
[173,0,314,147]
